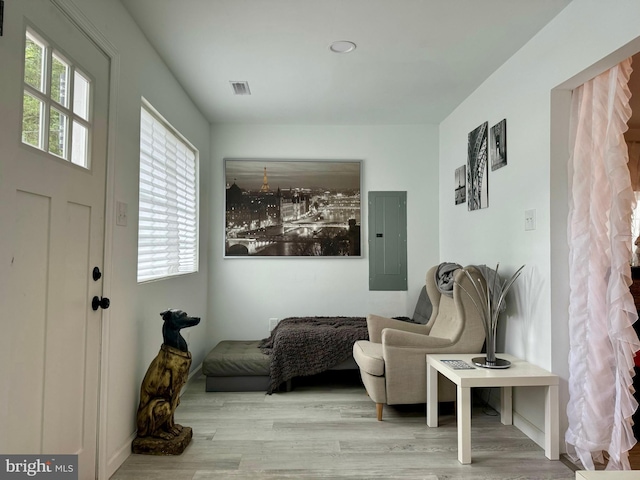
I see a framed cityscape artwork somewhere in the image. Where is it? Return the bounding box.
[490,119,507,171]
[467,122,489,211]
[224,158,362,257]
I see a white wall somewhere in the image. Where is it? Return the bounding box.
[439,0,640,449]
[209,125,439,344]
[57,1,212,477]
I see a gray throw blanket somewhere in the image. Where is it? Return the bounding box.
[259,317,368,394]
[435,262,462,297]
[434,262,506,312]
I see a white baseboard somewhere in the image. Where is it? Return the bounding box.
[182,363,203,395]
[188,363,203,383]
[483,387,552,453]
[106,431,136,479]
[513,410,545,450]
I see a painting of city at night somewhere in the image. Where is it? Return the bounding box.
[224,159,362,257]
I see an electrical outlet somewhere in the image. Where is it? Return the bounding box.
[269,318,279,332]
[525,209,536,231]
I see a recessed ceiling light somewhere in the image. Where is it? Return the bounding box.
[329,41,356,54]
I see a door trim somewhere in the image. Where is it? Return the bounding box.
[50,2,119,478]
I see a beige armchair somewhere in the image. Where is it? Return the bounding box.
[353,265,486,420]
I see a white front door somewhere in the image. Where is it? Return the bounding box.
[0,1,110,478]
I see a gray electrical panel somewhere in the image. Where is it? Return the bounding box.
[368,191,407,291]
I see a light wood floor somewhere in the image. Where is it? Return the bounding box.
[111,371,577,479]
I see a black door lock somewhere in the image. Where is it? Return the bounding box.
[92,267,102,281]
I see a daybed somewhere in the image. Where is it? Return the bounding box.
[203,281,435,393]
[203,317,368,393]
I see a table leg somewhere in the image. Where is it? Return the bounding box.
[500,386,513,425]
[457,385,471,464]
[545,384,559,460]
[426,362,438,427]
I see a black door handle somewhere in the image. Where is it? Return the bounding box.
[92,296,110,311]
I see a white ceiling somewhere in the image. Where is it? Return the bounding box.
[120,0,572,125]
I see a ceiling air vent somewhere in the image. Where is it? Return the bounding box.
[230,81,251,95]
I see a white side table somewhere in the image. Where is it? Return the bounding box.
[426,353,559,464]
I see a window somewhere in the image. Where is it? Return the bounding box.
[137,101,199,283]
[21,28,92,168]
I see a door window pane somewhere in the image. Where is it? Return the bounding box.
[22,92,43,148]
[51,53,69,107]
[21,28,92,169]
[73,71,90,121]
[24,33,45,92]
[49,108,68,158]
[71,121,88,167]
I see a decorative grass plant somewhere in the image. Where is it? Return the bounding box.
[457,263,525,368]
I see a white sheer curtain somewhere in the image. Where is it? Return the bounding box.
[629,142,640,265]
[566,57,639,470]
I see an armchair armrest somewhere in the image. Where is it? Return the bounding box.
[381,328,453,349]
[381,329,457,375]
[366,313,428,343]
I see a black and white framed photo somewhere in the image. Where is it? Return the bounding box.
[455,165,466,205]
[490,119,507,171]
[467,122,489,211]
[224,158,362,257]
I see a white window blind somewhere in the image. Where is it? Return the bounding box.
[137,104,198,282]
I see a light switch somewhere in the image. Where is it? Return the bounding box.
[116,201,128,226]
[525,209,536,231]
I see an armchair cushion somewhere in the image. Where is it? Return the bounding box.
[353,340,384,377]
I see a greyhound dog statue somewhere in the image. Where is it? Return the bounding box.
[132,309,200,454]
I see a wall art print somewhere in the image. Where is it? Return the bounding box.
[490,119,507,171]
[224,158,361,257]
[467,122,489,211]
[455,165,466,205]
